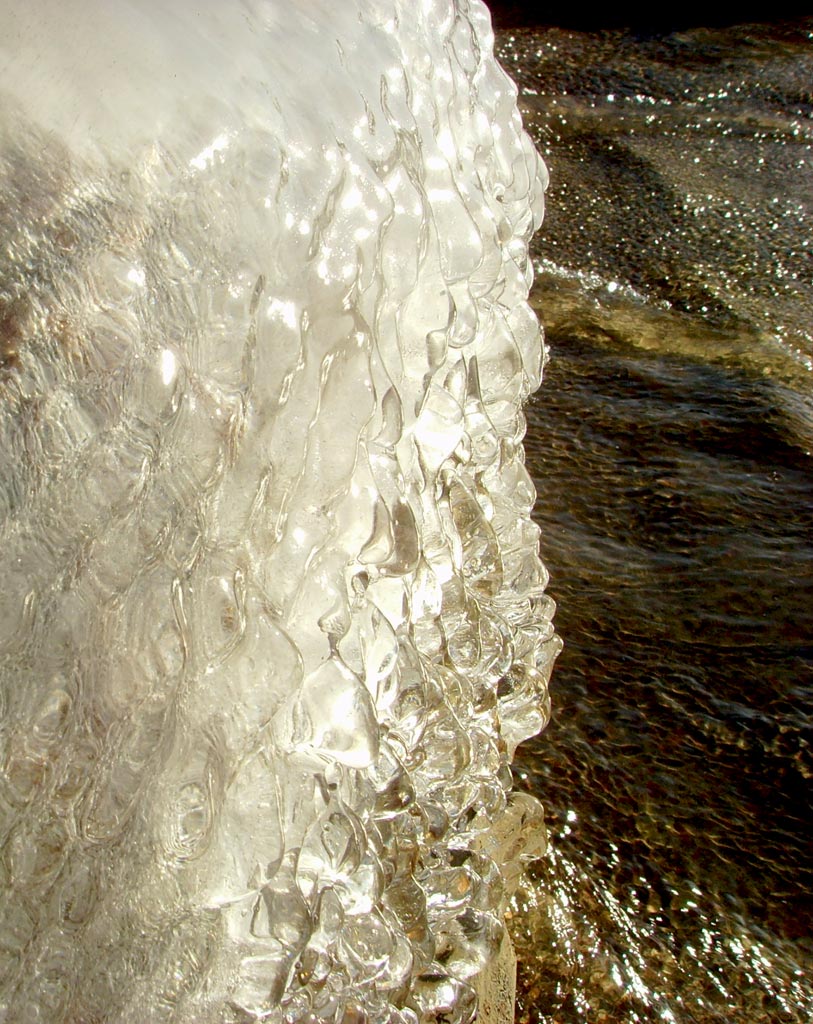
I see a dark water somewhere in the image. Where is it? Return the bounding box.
[494,15,813,1023]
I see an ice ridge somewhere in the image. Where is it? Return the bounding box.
[0,1,558,1020]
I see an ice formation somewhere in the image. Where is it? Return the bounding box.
[0,1,557,1020]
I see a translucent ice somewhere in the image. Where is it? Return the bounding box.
[0,1,558,1020]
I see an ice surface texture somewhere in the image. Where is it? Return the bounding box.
[0,1,557,1020]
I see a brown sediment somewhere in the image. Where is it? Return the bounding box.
[0,293,27,374]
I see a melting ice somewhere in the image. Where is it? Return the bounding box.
[0,1,557,1020]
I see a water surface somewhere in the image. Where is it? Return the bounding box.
[496,15,813,1022]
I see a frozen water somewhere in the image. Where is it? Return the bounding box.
[0,1,556,1020]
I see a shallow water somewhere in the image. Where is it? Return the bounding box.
[495,15,813,1023]
[506,17,813,379]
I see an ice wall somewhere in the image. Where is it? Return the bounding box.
[0,1,557,1020]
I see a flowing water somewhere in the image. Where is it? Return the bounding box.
[495,13,813,1023]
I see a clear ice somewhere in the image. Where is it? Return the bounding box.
[0,1,558,1020]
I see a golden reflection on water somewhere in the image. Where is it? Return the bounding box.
[510,832,811,1023]
[499,15,813,1019]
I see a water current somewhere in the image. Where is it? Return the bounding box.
[494,12,813,1022]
